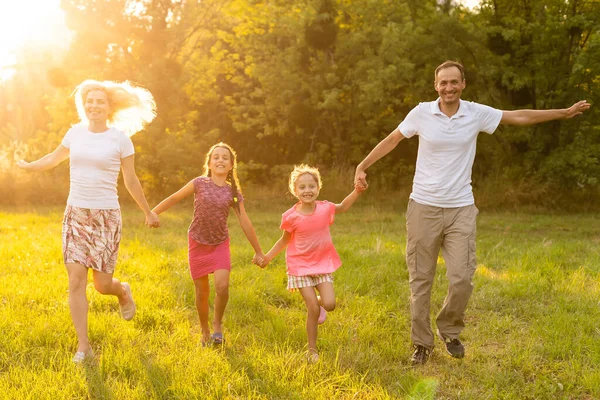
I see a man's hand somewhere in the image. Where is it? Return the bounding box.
[565,100,591,119]
[354,167,367,190]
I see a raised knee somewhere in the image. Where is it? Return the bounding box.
[93,280,111,294]
[322,300,336,312]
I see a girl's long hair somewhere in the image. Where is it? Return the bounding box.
[202,142,242,211]
[73,80,156,136]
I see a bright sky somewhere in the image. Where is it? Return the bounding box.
[460,0,481,9]
[0,0,70,80]
[0,0,481,80]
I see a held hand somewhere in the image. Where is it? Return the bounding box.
[145,212,160,228]
[354,167,367,189]
[355,181,368,193]
[259,256,270,268]
[16,159,30,170]
[252,253,267,268]
[565,100,590,119]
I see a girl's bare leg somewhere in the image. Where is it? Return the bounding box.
[316,282,335,311]
[299,287,320,358]
[212,269,230,335]
[193,276,211,343]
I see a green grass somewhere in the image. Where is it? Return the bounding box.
[0,202,599,399]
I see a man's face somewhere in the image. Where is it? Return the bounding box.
[434,66,465,106]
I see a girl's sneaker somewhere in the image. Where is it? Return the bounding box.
[317,306,327,324]
[72,349,94,364]
[307,351,319,363]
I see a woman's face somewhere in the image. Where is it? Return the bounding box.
[84,90,110,123]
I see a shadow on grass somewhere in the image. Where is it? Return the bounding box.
[141,354,174,399]
[83,361,114,400]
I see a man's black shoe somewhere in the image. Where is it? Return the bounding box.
[411,344,431,365]
[442,337,465,358]
[437,329,465,358]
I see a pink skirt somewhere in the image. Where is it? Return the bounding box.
[188,235,231,280]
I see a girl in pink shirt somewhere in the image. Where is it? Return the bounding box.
[261,164,366,362]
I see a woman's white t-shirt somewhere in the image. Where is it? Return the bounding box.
[61,124,135,209]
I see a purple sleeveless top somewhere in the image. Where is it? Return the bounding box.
[188,176,244,245]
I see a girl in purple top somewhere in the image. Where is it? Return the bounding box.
[153,143,264,346]
[259,164,366,362]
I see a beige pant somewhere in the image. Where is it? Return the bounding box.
[405,199,478,349]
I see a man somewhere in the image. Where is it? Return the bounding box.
[354,61,590,365]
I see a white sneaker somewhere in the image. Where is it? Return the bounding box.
[72,349,94,364]
[307,352,319,364]
[120,282,136,321]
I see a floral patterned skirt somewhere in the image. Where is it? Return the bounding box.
[61,205,122,273]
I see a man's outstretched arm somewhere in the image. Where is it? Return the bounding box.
[501,100,590,126]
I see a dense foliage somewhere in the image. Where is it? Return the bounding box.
[1,0,599,207]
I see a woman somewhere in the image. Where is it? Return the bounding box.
[17,80,160,363]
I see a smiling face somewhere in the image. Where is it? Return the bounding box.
[208,146,233,177]
[293,173,320,206]
[84,90,110,123]
[434,66,466,108]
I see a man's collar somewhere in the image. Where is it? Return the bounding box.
[431,98,468,117]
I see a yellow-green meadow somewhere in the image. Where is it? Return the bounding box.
[1,202,599,399]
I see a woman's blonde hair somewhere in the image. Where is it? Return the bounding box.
[289,164,322,196]
[73,80,156,136]
[202,142,242,211]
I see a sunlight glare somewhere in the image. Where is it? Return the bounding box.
[477,265,511,281]
[0,0,70,80]
[459,0,481,9]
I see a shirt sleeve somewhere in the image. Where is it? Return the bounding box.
[476,103,503,135]
[120,131,135,158]
[397,105,421,138]
[61,127,75,149]
[326,201,336,225]
[280,209,294,232]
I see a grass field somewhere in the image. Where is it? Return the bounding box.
[0,201,599,399]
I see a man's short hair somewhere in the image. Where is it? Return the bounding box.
[435,61,465,81]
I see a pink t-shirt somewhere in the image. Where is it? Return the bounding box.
[280,200,342,277]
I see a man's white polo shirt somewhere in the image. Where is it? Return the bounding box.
[398,99,502,208]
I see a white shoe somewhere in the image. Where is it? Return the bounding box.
[120,282,136,321]
[72,349,94,364]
